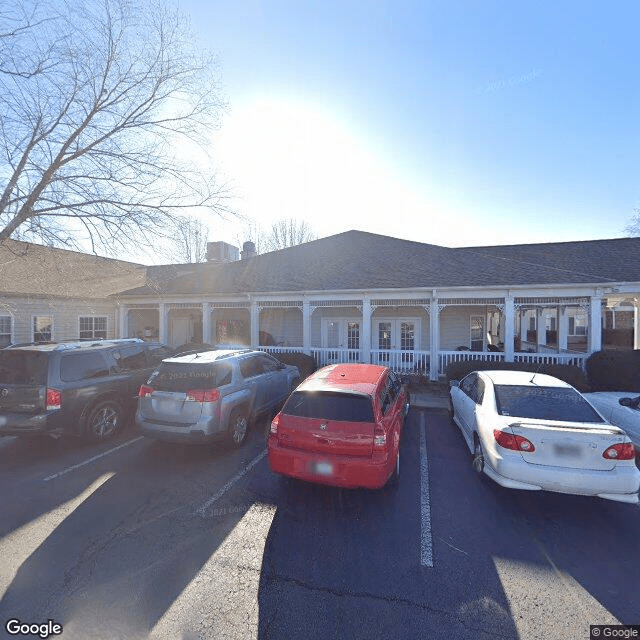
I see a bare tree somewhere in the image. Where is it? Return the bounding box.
[263,218,315,252]
[0,0,230,255]
[164,215,209,263]
[626,208,640,236]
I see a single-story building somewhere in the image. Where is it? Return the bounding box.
[2,231,639,379]
[114,230,640,380]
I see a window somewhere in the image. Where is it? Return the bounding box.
[149,362,232,392]
[568,315,587,336]
[283,391,375,422]
[33,316,52,342]
[113,345,147,371]
[0,315,11,347]
[60,352,110,382]
[79,316,107,340]
[470,316,484,351]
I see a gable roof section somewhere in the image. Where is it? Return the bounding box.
[0,238,147,299]
[120,230,640,297]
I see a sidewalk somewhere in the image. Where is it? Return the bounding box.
[408,381,451,411]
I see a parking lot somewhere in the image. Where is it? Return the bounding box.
[0,400,638,640]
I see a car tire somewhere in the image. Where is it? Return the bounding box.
[227,408,249,448]
[472,435,485,475]
[85,400,122,442]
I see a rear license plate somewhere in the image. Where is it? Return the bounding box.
[311,461,333,476]
[553,444,581,458]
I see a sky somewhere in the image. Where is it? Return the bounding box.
[174,0,640,253]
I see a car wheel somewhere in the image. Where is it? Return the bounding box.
[85,400,122,441]
[472,435,485,474]
[227,408,249,448]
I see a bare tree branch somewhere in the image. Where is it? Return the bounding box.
[626,208,640,236]
[0,0,232,256]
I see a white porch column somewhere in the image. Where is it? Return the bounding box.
[302,300,311,355]
[118,304,128,338]
[558,306,569,351]
[535,307,543,351]
[202,302,212,344]
[589,295,603,353]
[250,302,259,348]
[361,298,371,364]
[520,310,528,343]
[158,303,168,345]
[503,296,515,362]
[635,298,640,350]
[429,300,440,381]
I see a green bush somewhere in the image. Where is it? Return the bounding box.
[585,350,640,392]
[445,359,590,392]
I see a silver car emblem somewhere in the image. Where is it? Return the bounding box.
[0,388,7,398]
[320,423,327,430]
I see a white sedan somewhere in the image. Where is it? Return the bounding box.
[449,370,640,504]
[583,392,640,458]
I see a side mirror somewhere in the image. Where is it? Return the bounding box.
[619,396,640,408]
[449,380,460,388]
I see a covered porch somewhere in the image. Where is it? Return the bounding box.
[116,288,640,380]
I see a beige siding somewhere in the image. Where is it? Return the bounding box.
[259,308,303,346]
[0,296,117,343]
[440,306,484,350]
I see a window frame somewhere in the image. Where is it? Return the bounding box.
[32,315,53,343]
[79,315,108,340]
[0,314,12,347]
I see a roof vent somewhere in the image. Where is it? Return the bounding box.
[241,241,257,260]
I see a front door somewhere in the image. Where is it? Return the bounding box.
[374,319,418,365]
[322,319,360,362]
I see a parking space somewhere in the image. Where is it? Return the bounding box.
[0,402,639,639]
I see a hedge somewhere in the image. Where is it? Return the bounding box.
[585,350,640,392]
[444,359,590,392]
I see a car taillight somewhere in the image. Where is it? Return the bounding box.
[270,413,280,435]
[493,429,536,452]
[603,443,635,460]
[186,388,220,403]
[373,425,387,447]
[46,388,61,410]
[139,385,154,397]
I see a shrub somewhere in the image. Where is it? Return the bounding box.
[585,350,640,392]
[273,352,317,380]
[445,359,589,392]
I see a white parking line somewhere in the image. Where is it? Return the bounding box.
[43,436,145,482]
[420,412,434,567]
[196,449,267,517]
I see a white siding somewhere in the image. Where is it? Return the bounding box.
[440,307,485,350]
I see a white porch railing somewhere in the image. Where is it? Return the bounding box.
[311,348,362,367]
[513,352,588,368]
[260,346,305,356]
[439,351,504,373]
[369,349,430,373]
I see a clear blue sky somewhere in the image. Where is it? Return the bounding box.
[177,0,640,249]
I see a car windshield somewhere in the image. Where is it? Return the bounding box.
[494,385,605,423]
[148,362,232,392]
[0,351,48,385]
[283,390,375,422]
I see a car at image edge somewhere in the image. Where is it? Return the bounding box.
[449,370,640,504]
[267,363,409,489]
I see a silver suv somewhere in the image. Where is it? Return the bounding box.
[136,349,300,446]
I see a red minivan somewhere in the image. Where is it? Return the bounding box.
[267,364,409,489]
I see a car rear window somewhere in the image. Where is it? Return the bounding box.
[0,351,48,385]
[283,391,375,422]
[494,385,605,423]
[148,362,232,392]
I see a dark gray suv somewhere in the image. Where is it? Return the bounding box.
[0,339,172,441]
[136,349,300,447]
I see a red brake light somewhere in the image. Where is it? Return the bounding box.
[270,413,280,435]
[603,443,635,461]
[46,388,61,410]
[186,388,220,403]
[493,429,536,452]
[139,385,154,397]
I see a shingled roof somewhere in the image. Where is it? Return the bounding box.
[0,238,146,299]
[120,230,640,297]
